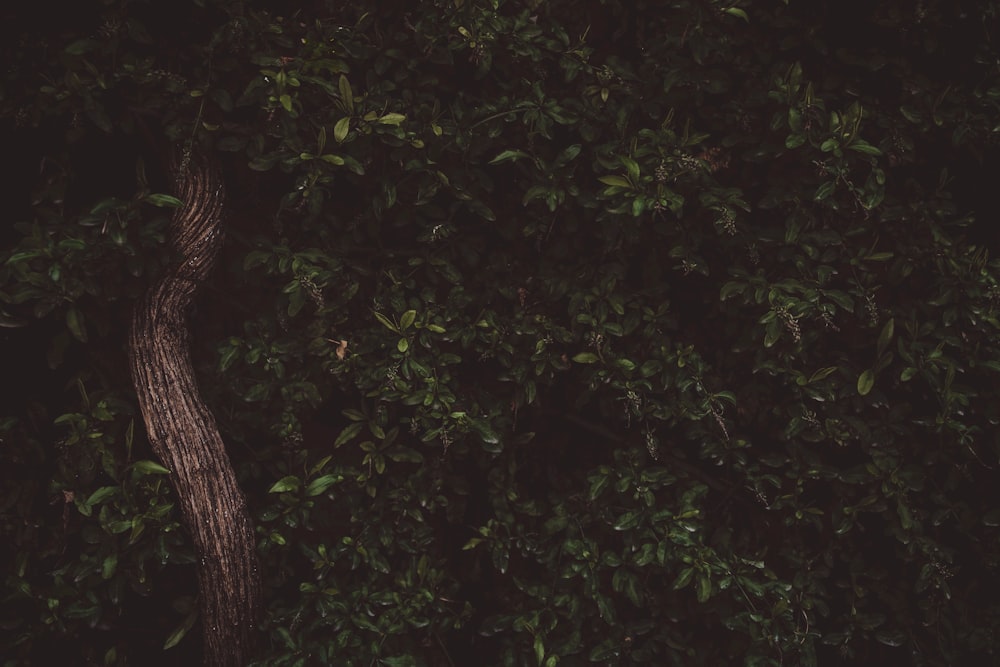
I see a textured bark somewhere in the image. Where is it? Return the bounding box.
[128,154,261,666]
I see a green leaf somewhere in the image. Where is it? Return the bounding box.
[399,309,417,331]
[572,352,599,364]
[877,318,895,356]
[589,639,620,662]
[334,422,363,447]
[614,511,641,530]
[268,475,301,493]
[825,290,855,311]
[317,126,327,155]
[66,307,88,342]
[338,75,353,113]
[615,358,636,371]
[128,518,145,545]
[857,369,875,396]
[334,117,350,143]
[374,311,399,332]
[631,197,646,217]
[279,94,293,112]
[342,409,366,421]
[621,156,640,182]
[489,150,531,164]
[720,281,747,300]
[673,567,695,590]
[385,446,424,463]
[470,418,501,448]
[469,199,496,220]
[785,133,806,149]
[5,251,42,265]
[462,537,484,550]
[814,181,836,201]
[125,419,134,456]
[598,175,632,188]
[808,366,838,383]
[219,345,240,372]
[340,155,365,174]
[397,338,409,353]
[875,630,906,647]
[724,7,749,21]
[243,383,269,401]
[696,575,712,602]
[132,460,171,475]
[555,143,582,165]
[305,474,340,497]
[86,486,118,506]
[848,140,882,155]
[309,455,333,477]
[210,88,233,112]
[163,609,198,650]
[763,320,781,347]
[101,553,118,580]
[378,113,406,126]
[65,39,98,55]
[144,194,183,208]
[248,155,278,171]
[379,657,415,667]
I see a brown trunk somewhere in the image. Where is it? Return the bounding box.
[128,153,261,666]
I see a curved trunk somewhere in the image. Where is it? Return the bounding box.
[128,154,261,666]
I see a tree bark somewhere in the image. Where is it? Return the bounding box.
[128,153,261,666]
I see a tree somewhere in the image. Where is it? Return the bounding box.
[128,153,261,666]
[2,0,999,665]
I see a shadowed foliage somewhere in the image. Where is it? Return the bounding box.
[2,1,1000,665]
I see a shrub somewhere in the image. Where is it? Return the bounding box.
[2,1,999,665]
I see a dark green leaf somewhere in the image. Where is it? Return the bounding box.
[144,194,183,208]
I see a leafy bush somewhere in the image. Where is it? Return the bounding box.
[3,0,1000,665]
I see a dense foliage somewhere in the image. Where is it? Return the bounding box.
[3,0,1000,664]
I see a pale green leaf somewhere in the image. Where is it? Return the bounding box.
[399,309,417,330]
[857,369,875,396]
[334,117,350,143]
[268,475,301,493]
[724,7,749,21]
[378,113,406,126]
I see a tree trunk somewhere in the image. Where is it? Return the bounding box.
[128,153,261,666]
